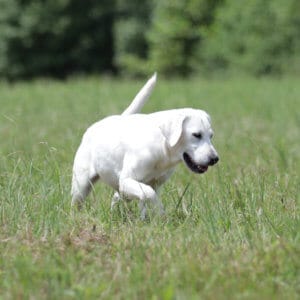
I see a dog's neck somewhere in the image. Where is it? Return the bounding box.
[161,137,182,169]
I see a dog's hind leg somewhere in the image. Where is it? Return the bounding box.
[71,143,100,209]
[71,165,99,209]
[110,192,121,211]
[71,174,93,209]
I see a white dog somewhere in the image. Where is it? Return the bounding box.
[71,73,219,218]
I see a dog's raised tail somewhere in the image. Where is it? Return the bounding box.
[122,73,157,116]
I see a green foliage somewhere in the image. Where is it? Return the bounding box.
[114,0,153,76]
[0,0,300,78]
[148,0,222,76]
[0,0,115,79]
[201,0,300,75]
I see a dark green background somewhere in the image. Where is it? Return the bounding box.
[0,0,299,79]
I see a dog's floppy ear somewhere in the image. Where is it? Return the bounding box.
[160,114,188,148]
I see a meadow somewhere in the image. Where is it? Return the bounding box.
[0,76,299,299]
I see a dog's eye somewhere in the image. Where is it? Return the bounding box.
[193,133,202,139]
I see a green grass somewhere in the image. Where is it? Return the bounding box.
[0,76,299,299]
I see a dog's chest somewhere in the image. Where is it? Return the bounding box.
[143,163,174,188]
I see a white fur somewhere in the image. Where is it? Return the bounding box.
[71,74,219,218]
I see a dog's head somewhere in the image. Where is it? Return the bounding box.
[163,109,219,174]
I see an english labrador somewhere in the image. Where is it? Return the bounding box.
[71,73,219,218]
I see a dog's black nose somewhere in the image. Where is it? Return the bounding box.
[209,156,219,166]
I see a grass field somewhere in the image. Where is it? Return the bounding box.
[0,76,299,299]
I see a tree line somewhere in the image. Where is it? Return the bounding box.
[0,0,299,79]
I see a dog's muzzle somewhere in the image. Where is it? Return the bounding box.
[183,153,219,174]
[208,155,219,166]
[183,153,207,174]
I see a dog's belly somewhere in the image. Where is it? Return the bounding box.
[99,171,119,190]
[96,163,168,191]
[93,153,122,190]
[93,151,174,192]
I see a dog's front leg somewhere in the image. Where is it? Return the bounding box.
[119,178,164,219]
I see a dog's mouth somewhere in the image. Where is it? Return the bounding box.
[183,153,208,174]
